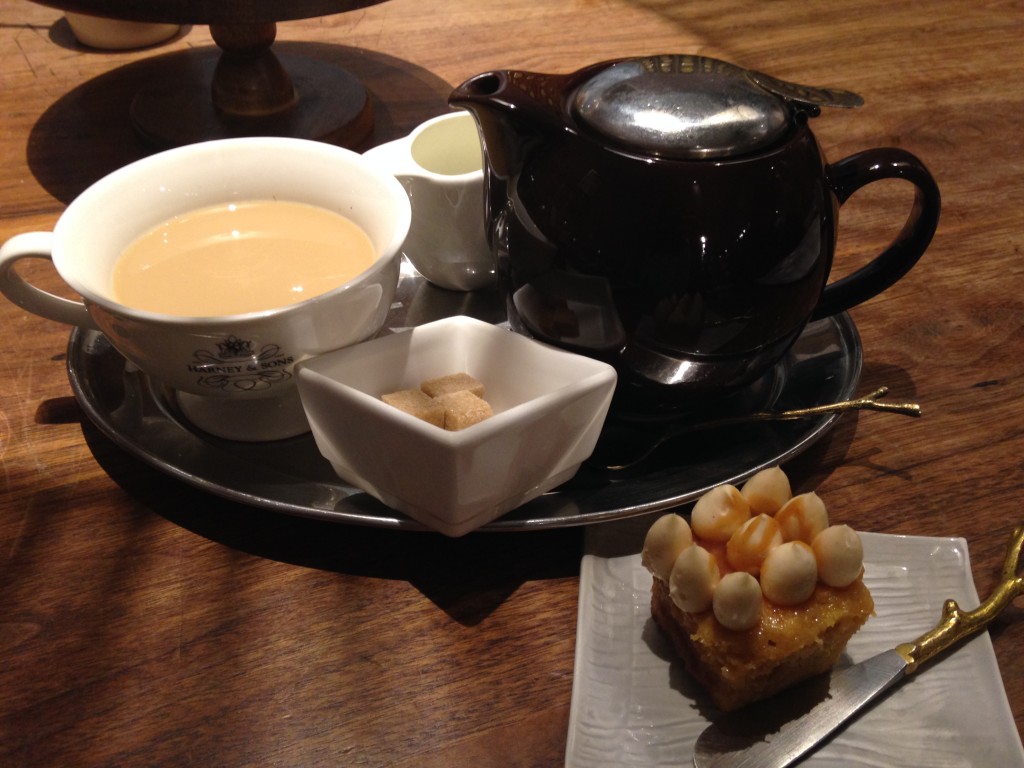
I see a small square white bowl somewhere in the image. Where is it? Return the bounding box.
[295,316,617,536]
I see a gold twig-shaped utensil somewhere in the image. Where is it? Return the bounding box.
[896,523,1024,674]
[598,386,921,471]
[741,386,920,422]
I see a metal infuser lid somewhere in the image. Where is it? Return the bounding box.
[571,55,863,159]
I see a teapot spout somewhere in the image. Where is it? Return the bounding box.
[449,69,570,179]
[449,70,514,106]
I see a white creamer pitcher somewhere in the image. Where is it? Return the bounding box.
[363,111,495,291]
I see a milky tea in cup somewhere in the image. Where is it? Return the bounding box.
[0,137,412,441]
[113,199,377,316]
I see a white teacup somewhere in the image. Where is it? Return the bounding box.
[363,111,495,291]
[0,137,411,441]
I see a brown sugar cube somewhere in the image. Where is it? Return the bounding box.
[381,388,445,427]
[434,390,493,431]
[420,372,485,399]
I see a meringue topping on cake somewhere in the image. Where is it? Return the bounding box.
[644,468,867,622]
[641,513,693,583]
[775,492,829,543]
[669,544,720,613]
[712,571,763,630]
[760,540,819,605]
[812,524,864,587]
[741,466,792,515]
[691,484,750,541]
[725,513,783,574]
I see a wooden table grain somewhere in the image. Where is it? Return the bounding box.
[1,1,1021,765]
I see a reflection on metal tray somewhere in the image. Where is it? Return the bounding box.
[66,264,862,532]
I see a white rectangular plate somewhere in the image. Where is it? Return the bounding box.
[567,526,1024,767]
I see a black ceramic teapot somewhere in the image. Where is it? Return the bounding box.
[449,54,940,409]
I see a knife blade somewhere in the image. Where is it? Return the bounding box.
[693,523,1024,768]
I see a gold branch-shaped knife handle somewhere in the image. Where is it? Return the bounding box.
[895,524,1024,675]
[745,386,922,421]
[599,387,922,472]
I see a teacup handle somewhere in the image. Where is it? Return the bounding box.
[0,232,99,329]
[813,147,940,319]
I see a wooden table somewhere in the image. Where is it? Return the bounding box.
[1,1,1021,765]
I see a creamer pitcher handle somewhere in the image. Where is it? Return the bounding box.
[813,148,940,319]
[0,232,98,329]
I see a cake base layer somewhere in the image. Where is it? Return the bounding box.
[650,576,874,711]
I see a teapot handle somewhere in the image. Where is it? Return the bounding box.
[813,148,940,319]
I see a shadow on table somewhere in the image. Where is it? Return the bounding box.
[35,357,917,626]
[71,411,582,627]
[26,40,454,204]
[34,346,915,629]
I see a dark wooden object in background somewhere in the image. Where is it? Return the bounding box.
[35,0,388,147]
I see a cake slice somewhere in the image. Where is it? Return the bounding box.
[642,467,874,711]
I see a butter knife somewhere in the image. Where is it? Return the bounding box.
[693,524,1024,768]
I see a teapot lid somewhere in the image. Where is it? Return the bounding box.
[571,55,863,159]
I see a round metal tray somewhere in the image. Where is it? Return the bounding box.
[67,266,862,532]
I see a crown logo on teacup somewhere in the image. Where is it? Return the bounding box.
[217,335,254,359]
